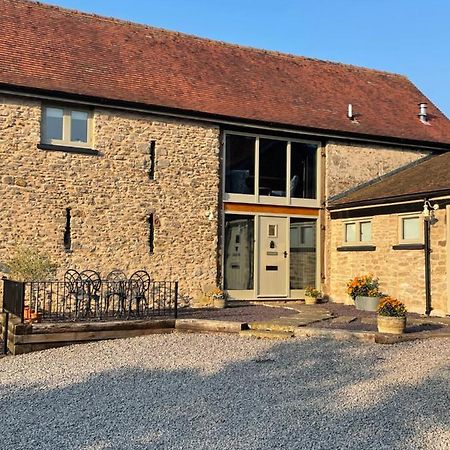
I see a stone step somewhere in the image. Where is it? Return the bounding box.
[175,319,244,333]
[248,321,297,333]
[239,329,294,340]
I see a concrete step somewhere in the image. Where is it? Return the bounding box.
[239,329,294,340]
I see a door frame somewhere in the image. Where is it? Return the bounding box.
[223,210,322,300]
[256,215,289,298]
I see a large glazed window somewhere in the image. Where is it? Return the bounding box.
[224,133,318,204]
[259,138,287,197]
[224,214,254,290]
[225,135,255,194]
[289,218,316,289]
[290,142,317,199]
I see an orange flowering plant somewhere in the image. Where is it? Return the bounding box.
[346,274,381,299]
[377,296,407,317]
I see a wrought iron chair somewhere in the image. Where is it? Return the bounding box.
[62,269,82,319]
[104,270,128,317]
[127,270,151,317]
[77,270,102,318]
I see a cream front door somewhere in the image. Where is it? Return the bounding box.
[258,216,288,297]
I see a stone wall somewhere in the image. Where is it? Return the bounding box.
[328,209,448,316]
[325,141,430,198]
[323,140,432,300]
[0,95,220,302]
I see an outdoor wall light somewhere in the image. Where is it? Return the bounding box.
[422,200,439,222]
[422,199,439,316]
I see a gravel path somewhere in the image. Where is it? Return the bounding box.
[0,334,449,450]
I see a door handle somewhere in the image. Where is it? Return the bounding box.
[283,251,288,258]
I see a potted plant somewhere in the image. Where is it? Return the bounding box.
[208,288,227,309]
[304,286,321,305]
[377,296,407,334]
[347,274,382,311]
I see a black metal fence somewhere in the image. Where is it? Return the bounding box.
[3,270,178,323]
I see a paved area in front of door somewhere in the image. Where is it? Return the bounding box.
[179,301,450,341]
[250,300,450,339]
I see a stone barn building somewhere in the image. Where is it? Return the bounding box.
[1,0,450,314]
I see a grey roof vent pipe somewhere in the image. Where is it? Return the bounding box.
[418,102,428,123]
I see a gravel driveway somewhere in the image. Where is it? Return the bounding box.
[0,334,449,450]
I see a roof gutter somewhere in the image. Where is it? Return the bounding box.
[2,83,450,152]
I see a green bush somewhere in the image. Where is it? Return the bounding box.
[3,247,58,281]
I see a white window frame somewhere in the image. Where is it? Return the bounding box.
[41,105,94,148]
[343,218,373,244]
[223,131,321,208]
[398,214,423,244]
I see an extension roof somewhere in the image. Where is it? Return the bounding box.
[329,152,450,208]
[2,0,450,146]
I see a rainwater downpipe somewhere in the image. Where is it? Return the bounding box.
[423,199,432,316]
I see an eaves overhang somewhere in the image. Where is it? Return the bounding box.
[2,82,450,152]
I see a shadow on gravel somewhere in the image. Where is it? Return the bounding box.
[1,339,449,450]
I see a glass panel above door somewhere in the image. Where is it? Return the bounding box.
[259,138,287,197]
[290,218,317,289]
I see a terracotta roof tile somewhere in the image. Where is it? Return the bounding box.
[2,0,450,145]
[329,152,450,207]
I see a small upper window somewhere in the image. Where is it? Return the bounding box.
[42,105,93,148]
[344,220,372,243]
[400,216,421,242]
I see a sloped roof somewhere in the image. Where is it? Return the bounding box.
[329,152,450,208]
[1,0,450,146]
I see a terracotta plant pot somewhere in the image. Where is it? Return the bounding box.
[355,295,381,312]
[304,295,318,305]
[377,315,406,334]
[29,312,42,323]
[23,306,31,320]
[24,307,42,323]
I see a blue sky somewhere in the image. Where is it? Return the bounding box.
[46,0,450,116]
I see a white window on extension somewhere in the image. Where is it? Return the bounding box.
[399,215,422,243]
[344,219,372,244]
